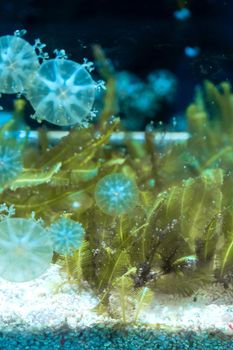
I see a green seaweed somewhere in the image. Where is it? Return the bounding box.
[2,57,233,324]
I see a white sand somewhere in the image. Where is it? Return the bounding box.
[139,285,233,334]
[0,264,106,332]
[0,264,233,334]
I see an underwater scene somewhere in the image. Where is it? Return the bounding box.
[0,0,233,349]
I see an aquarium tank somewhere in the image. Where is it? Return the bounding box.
[0,0,233,349]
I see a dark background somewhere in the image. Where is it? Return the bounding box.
[0,0,232,127]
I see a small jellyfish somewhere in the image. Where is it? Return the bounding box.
[116,71,158,130]
[0,218,53,282]
[184,46,200,58]
[116,71,143,98]
[48,217,85,255]
[0,145,23,187]
[95,173,139,216]
[26,58,96,126]
[147,69,177,103]
[0,35,39,94]
[173,7,191,21]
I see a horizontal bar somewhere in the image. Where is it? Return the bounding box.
[1,130,190,145]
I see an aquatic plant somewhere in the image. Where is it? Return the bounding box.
[109,270,154,323]
[48,216,85,255]
[2,35,233,323]
[0,144,23,188]
[95,173,139,216]
[26,58,97,126]
[0,217,53,282]
[0,35,39,94]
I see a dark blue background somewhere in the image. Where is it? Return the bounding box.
[0,0,232,126]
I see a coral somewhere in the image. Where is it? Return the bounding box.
[26,58,96,126]
[0,217,53,282]
[95,173,139,216]
[48,216,85,255]
[0,35,39,94]
[0,144,23,188]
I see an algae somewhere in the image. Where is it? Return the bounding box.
[0,44,233,323]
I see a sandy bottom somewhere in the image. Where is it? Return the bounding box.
[140,285,233,335]
[0,264,233,337]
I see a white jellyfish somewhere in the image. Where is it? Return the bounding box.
[0,218,53,282]
[26,58,96,126]
[0,35,39,94]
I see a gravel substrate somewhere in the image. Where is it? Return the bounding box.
[1,264,233,349]
[1,327,233,350]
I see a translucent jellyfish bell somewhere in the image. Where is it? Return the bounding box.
[27,58,96,126]
[0,218,53,282]
[95,173,139,216]
[49,217,85,256]
[0,35,39,94]
[0,145,23,187]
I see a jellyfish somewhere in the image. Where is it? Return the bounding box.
[95,173,139,216]
[184,46,200,58]
[0,35,39,94]
[0,218,53,282]
[0,145,23,188]
[26,58,96,126]
[48,217,85,255]
[147,69,177,103]
[173,7,191,21]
